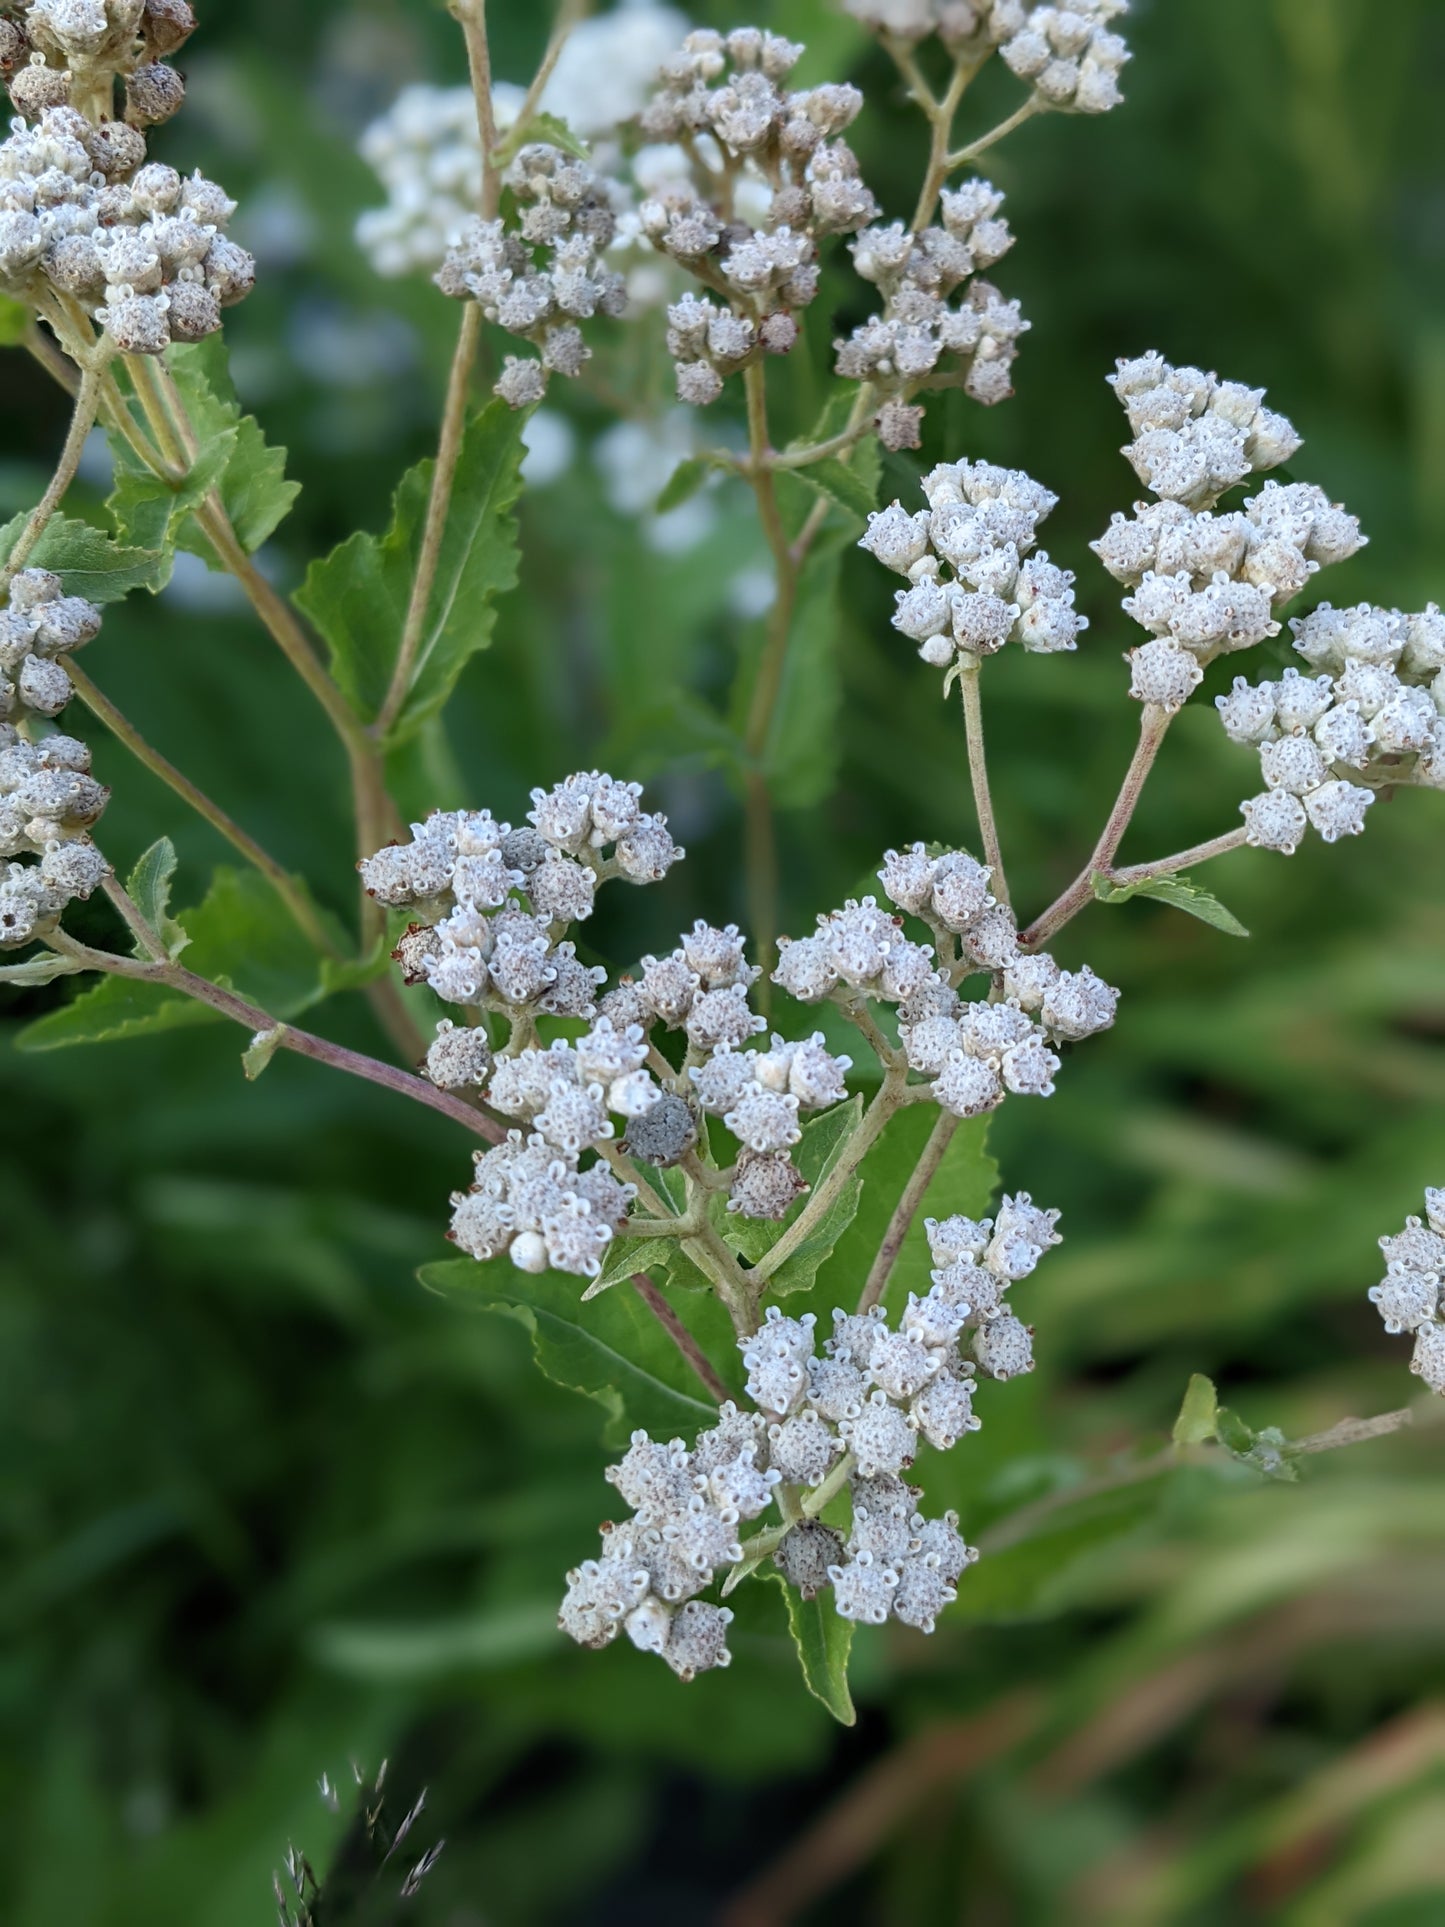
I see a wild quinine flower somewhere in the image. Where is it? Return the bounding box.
[0,4,251,354]
[836,182,1028,443]
[1093,353,1369,714]
[1367,1189,1445,1397]
[843,1,1131,117]
[356,4,687,278]
[638,26,879,405]
[860,459,1085,670]
[0,569,110,948]
[437,143,627,406]
[559,1199,1060,1674]
[1215,603,1445,854]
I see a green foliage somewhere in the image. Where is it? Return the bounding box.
[0,295,31,345]
[0,510,163,600]
[1093,868,1251,937]
[17,864,322,1051]
[296,401,526,740]
[125,838,190,959]
[105,339,298,581]
[767,1572,856,1726]
[418,1257,722,1449]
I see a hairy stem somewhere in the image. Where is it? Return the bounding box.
[957,663,1008,906]
[65,660,342,959]
[1021,701,1172,948]
[44,926,503,1142]
[1109,825,1250,886]
[945,95,1043,173]
[1,360,106,586]
[375,303,483,737]
[857,1109,959,1314]
[631,1274,731,1404]
[452,0,503,218]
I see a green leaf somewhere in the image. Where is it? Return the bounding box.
[417,1258,720,1449]
[124,837,188,959]
[16,866,323,1052]
[241,1023,288,1081]
[0,512,163,602]
[317,931,392,996]
[496,109,591,164]
[1092,869,1250,938]
[106,426,236,566]
[795,454,878,524]
[296,400,526,740]
[767,1572,856,1726]
[581,1235,682,1301]
[0,295,30,346]
[721,1097,866,1297]
[655,456,713,515]
[1173,1372,1220,1446]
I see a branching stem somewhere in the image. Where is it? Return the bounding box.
[857,1109,958,1314]
[1,358,107,586]
[957,663,1008,905]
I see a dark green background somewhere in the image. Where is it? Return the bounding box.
[3,1,1444,1919]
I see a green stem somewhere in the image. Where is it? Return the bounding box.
[958,663,1008,907]
[753,1071,911,1285]
[631,1273,731,1405]
[856,1109,958,1314]
[1,360,107,587]
[944,95,1043,174]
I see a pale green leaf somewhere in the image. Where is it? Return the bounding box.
[655,456,712,514]
[767,1571,856,1726]
[0,512,163,602]
[795,453,878,524]
[0,294,30,346]
[1173,1372,1220,1446]
[1092,869,1250,939]
[124,837,188,959]
[167,336,299,556]
[295,400,526,740]
[241,1023,288,1080]
[0,952,84,987]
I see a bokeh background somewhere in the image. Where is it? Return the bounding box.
[4,0,1445,1920]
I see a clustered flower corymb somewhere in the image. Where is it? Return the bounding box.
[5,0,194,122]
[637,27,880,405]
[1368,1190,1445,1397]
[559,1194,1060,1676]
[0,567,112,948]
[437,142,628,407]
[843,0,1131,117]
[860,458,1086,670]
[835,183,1028,446]
[0,5,252,354]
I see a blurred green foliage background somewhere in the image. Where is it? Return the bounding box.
[4,0,1445,1920]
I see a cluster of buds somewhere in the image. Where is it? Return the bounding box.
[835,183,1028,446]
[450,1123,635,1282]
[860,458,1085,670]
[637,27,879,404]
[1094,355,1361,713]
[843,0,1131,116]
[559,1195,1060,1676]
[876,841,1118,1110]
[361,770,683,1026]
[1368,1190,1445,1397]
[3,1,194,123]
[0,568,111,947]
[1216,603,1445,853]
[437,143,627,406]
[0,101,252,352]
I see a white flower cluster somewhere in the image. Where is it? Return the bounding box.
[0,102,251,352]
[1094,354,1359,713]
[361,769,683,1024]
[640,27,879,405]
[836,183,1028,445]
[436,143,627,407]
[1216,603,1445,854]
[355,3,686,278]
[860,458,1085,669]
[877,840,1118,1109]
[0,569,112,947]
[843,0,1130,115]
[450,1125,636,1281]
[1368,1190,1445,1396]
[560,1195,1060,1675]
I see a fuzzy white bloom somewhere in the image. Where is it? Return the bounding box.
[1367,1189,1445,1395]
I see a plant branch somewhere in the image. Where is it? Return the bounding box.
[1021,701,1172,948]
[631,1274,730,1404]
[1108,825,1249,887]
[1,359,106,587]
[753,1071,911,1285]
[44,926,503,1142]
[957,663,1008,906]
[375,302,482,738]
[857,1109,958,1314]
[910,52,982,231]
[944,94,1043,173]
[451,0,503,219]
